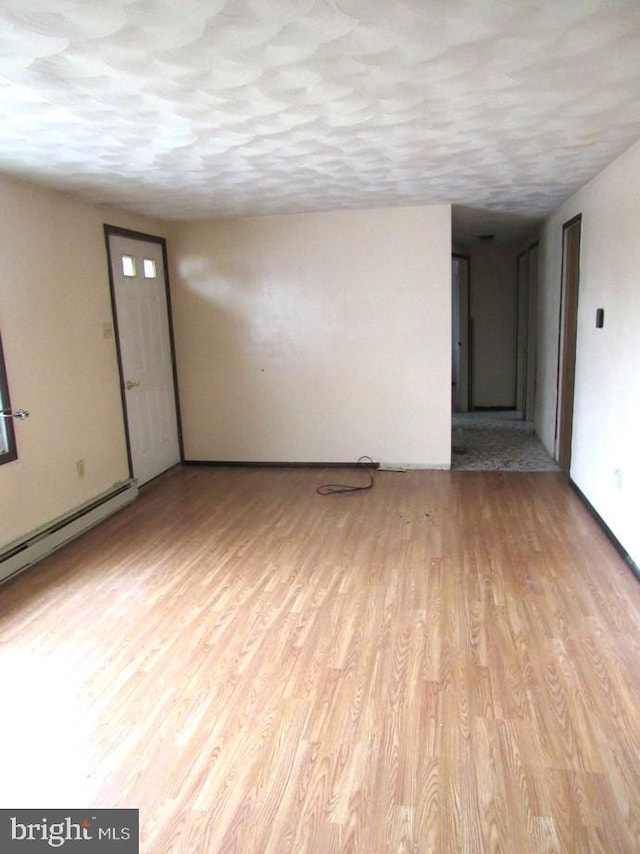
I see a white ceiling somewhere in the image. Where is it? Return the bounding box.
[1,0,639,239]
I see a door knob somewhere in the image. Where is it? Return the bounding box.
[125,380,141,390]
[1,408,30,420]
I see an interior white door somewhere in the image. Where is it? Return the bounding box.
[108,233,180,485]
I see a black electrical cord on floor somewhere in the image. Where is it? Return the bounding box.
[316,456,377,495]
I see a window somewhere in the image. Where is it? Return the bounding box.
[0,332,17,464]
[122,255,137,277]
[143,258,157,279]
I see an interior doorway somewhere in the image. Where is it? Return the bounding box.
[451,239,551,471]
[105,226,183,485]
[555,215,582,473]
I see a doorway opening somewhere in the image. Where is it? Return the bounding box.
[450,240,554,471]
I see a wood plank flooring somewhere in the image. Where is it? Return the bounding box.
[1,467,639,853]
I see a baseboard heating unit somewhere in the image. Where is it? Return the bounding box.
[0,479,138,585]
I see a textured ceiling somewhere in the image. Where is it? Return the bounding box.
[1,0,639,237]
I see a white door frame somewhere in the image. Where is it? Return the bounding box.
[104,225,183,482]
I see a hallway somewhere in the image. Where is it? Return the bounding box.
[452,410,558,471]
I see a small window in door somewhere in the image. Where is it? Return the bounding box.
[143,259,157,279]
[0,332,18,464]
[122,255,137,277]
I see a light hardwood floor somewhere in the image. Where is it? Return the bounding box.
[1,467,639,853]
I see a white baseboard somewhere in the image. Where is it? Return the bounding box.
[0,480,138,585]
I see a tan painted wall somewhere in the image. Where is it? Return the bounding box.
[0,175,166,548]
[169,205,451,467]
[537,139,640,567]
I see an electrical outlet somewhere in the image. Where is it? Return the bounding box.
[102,321,114,339]
[76,459,85,478]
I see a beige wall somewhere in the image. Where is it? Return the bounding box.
[0,175,166,548]
[170,205,451,467]
[537,140,640,567]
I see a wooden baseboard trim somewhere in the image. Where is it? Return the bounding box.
[569,478,639,581]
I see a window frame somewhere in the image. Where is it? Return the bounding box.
[0,332,18,464]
